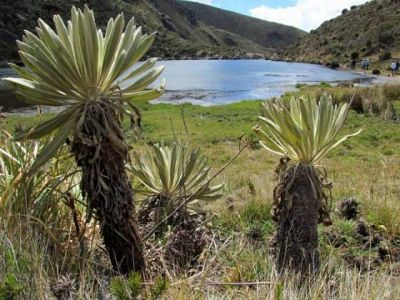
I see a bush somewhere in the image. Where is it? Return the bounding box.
[295,83,307,89]
[351,52,359,60]
[320,82,332,88]
[378,31,395,46]
[382,84,400,101]
[379,51,392,61]
[342,8,348,14]
[305,85,398,120]
[110,273,142,300]
[331,61,340,69]
[0,274,23,300]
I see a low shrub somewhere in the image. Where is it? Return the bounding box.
[289,84,399,120]
[110,273,142,300]
[0,128,79,227]
[378,31,395,46]
[351,51,359,60]
[379,51,392,61]
[382,84,400,101]
[331,61,340,69]
[320,81,332,87]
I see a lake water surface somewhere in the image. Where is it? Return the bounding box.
[1,60,371,111]
[152,60,370,105]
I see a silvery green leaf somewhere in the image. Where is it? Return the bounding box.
[254,94,361,165]
[131,143,224,202]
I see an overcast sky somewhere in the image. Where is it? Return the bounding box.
[184,0,370,32]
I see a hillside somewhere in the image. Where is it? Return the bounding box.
[177,1,304,51]
[0,0,305,64]
[293,0,400,66]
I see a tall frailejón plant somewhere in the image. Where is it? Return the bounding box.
[253,94,361,274]
[3,6,165,274]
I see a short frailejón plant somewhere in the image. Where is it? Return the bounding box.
[253,94,361,274]
[3,6,165,274]
[0,130,59,223]
[131,143,223,233]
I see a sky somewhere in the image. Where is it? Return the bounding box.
[184,0,370,32]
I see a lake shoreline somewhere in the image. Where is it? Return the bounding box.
[0,59,396,112]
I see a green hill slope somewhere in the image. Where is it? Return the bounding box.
[0,0,305,64]
[293,0,400,65]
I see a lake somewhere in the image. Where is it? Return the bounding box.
[151,60,370,106]
[1,60,371,111]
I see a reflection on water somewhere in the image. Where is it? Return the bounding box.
[1,60,372,113]
[150,60,370,106]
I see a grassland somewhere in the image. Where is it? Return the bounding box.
[1,86,400,299]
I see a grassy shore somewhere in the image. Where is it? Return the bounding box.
[1,86,400,299]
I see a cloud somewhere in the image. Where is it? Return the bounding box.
[250,0,369,32]
[185,0,212,5]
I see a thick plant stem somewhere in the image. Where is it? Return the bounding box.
[275,164,320,274]
[72,101,145,275]
[95,156,145,275]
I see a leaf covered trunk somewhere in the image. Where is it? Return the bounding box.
[71,100,145,274]
[275,164,320,274]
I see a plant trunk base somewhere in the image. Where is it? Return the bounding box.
[275,164,320,274]
[72,101,145,275]
[102,219,145,275]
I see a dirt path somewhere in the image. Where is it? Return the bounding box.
[346,68,400,85]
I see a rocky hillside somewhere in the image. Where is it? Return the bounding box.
[293,0,400,65]
[0,0,306,64]
[175,1,303,51]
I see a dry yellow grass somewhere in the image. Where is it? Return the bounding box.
[1,94,399,298]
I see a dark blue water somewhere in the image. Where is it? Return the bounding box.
[150,60,370,106]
